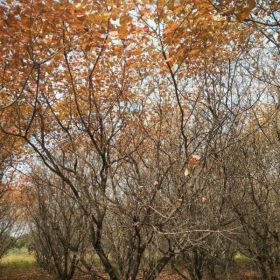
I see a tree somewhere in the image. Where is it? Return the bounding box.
[225,109,280,280]
[1,1,273,279]
[0,133,18,259]
[26,166,88,280]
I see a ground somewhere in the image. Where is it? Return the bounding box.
[0,250,261,280]
[0,249,48,280]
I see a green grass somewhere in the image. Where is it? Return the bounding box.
[0,248,49,280]
[0,247,35,268]
[234,252,253,264]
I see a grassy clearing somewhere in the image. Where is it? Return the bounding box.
[0,248,35,268]
[0,248,50,280]
[234,252,254,264]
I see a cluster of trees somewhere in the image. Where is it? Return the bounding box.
[0,0,279,279]
[0,132,19,258]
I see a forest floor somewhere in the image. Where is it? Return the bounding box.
[0,250,261,280]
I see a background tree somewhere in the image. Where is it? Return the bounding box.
[0,132,19,260]
[26,166,88,280]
